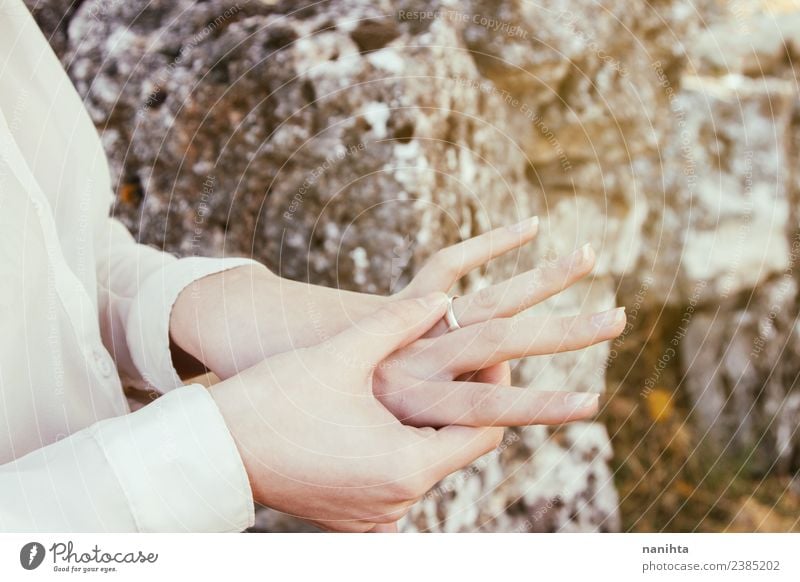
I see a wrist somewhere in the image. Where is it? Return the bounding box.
[169,263,274,369]
[209,365,275,506]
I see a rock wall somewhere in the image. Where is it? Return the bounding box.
[27,0,799,530]
[676,11,800,476]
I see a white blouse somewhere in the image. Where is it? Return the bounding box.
[0,0,256,531]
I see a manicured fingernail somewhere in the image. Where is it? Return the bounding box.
[417,292,447,309]
[506,216,539,233]
[591,307,625,329]
[565,392,599,410]
[567,243,594,269]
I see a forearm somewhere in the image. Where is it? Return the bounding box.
[169,263,386,379]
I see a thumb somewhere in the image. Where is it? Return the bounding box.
[426,426,504,482]
[329,292,448,366]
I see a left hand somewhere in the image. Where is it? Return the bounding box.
[169,216,599,382]
[209,293,507,533]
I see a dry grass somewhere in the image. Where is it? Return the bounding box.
[602,305,800,532]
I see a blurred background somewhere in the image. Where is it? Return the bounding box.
[26,0,800,531]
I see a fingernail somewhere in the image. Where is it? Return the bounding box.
[417,292,447,309]
[567,243,594,269]
[564,392,599,410]
[506,216,539,234]
[591,307,625,329]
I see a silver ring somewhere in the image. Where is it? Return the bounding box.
[445,295,461,332]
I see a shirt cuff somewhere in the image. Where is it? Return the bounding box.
[126,256,259,392]
[91,384,255,532]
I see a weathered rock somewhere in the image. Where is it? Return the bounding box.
[641,73,796,304]
[26,0,634,532]
[682,274,800,474]
[26,0,800,531]
[669,9,800,473]
[65,0,544,291]
[460,0,706,281]
[21,0,77,55]
[685,75,793,296]
[690,11,800,78]
[408,422,620,532]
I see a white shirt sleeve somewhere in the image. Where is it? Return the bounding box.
[0,116,257,531]
[0,385,255,532]
[95,218,259,392]
[0,0,258,533]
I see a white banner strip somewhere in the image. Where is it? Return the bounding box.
[1,533,798,580]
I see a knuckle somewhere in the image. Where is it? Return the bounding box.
[520,267,546,304]
[472,286,496,310]
[432,249,462,279]
[386,479,413,502]
[529,266,545,287]
[557,315,577,336]
[375,303,411,329]
[395,474,427,501]
[384,388,412,421]
[469,386,495,415]
[525,266,548,293]
[384,461,427,501]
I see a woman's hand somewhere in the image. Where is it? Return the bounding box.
[210,295,542,532]
[170,263,386,380]
[170,216,603,383]
[397,217,595,335]
[372,305,623,427]
[391,216,598,388]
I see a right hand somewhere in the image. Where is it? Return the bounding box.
[209,294,599,532]
[171,216,605,390]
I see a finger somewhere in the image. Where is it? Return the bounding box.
[369,522,399,533]
[424,307,626,377]
[425,244,595,337]
[400,217,539,297]
[455,244,595,327]
[457,361,511,385]
[395,382,599,427]
[329,293,448,365]
[421,425,504,483]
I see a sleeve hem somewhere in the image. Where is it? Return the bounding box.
[125,257,259,392]
[86,423,142,532]
[91,385,256,532]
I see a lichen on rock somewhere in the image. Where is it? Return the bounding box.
[28,0,800,531]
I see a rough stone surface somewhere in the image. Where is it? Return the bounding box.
[655,73,795,302]
[675,11,800,473]
[26,0,800,531]
[690,11,800,78]
[682,275,800,474]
